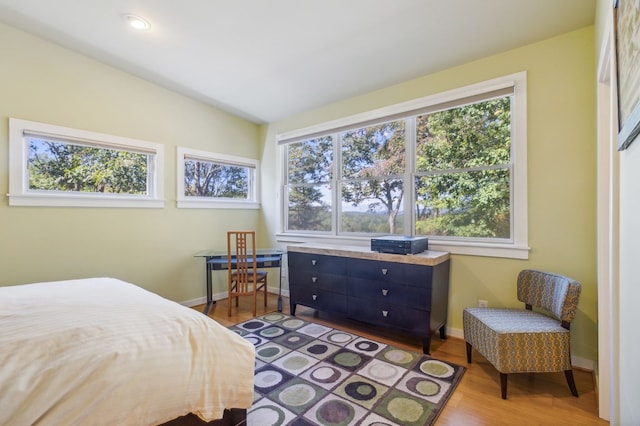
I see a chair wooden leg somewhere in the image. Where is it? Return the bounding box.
[500,373,508,399]
[465,342,472,363]
[564,369,579,397]
[252,289,257,317]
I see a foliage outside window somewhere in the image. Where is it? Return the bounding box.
[8,118,164,208]
[341,121,406,234]
[177,147,259,209]
[29,138,149,194]
[279,73,528,258]
[286,136,333,231]
[414,97,511,239]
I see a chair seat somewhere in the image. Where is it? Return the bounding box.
[464,307,568,333]
[231,271,267,280]
[463,307,571,374]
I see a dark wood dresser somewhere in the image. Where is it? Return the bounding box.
[287,244,450,354]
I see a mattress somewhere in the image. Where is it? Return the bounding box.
[0,277,255,425]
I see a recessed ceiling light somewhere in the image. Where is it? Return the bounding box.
[124,14,150,31]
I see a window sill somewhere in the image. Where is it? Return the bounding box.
[177,199,260,209]
[275,233,529,259]
[8,193,164,208]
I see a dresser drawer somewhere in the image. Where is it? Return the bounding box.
[293,287,347,314]
[347,297,429,334]
[349,277,430,310]
[288,252,347,275]
[289,271,347,293]
[347,258,431,288]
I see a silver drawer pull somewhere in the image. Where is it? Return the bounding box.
[311,260,317,265]
[312,294,317,300]
[381,268,388,275]
[312,277,318,283]
[382,289,388,296]
[382,310,389,317]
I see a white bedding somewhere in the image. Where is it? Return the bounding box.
[0,277,255,425]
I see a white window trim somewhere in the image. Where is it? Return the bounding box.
[276,72,529,259]
[176,146,260,209]
[8,118,164,208]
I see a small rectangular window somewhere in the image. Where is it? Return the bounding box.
[9,118,164,208]
[177,147,259,209]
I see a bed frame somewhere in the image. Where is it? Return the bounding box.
[161,409,247,426]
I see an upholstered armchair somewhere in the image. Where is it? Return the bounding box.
[462,269,582,399]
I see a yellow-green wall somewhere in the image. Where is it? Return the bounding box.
[0,22,261,301]
[0,20,599,363]
[261,26,598,362]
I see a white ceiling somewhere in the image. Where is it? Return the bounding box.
[0,0,595,124]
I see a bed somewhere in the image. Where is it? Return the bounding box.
[0,277,255,425]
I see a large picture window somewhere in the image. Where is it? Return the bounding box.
[279,73,528,258]
[9,118,164,208]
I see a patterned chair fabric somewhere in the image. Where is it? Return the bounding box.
[463,269,581,399]
[516,269,581,324]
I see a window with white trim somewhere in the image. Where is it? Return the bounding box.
[279,73,528,259]
[8,118,164,208]
[177,147,259,209]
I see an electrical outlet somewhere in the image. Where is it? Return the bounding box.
[478,299,489,308]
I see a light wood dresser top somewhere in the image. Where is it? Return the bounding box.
[287,243,449,266]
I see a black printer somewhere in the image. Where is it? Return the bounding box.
[370,235,429,255]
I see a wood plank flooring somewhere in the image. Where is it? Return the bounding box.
[196,293,609,426]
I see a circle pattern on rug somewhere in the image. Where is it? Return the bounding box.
[244,335,265,346]
[345,380,377,401]
[281,318,305,329]
[383,348,415,365]
[300,324,331,337]
[365,361,398,381]
[278,383,316,407]
[355,340,380,352]
[419,359,454,378]
[256,344,287,360]
[326,332,353,344]
[406,376,440,397]
[250,406,286,425]
[255,369,284,389]
[387,396,424,422]
[282,355,312,371]
[263,313,287,322]
[315,399,355,424]
[310,366,341,384]
[260,327,285,338]
[334,351,363,368]
[306,343,330,355]
[241,320,266,330]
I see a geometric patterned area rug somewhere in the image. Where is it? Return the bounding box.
[228,312,465,426]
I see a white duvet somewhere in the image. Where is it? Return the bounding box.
[0,277,255,426]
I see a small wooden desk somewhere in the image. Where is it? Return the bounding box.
[194,249,285,315]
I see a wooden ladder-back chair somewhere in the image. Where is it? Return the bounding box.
[227,231,268,316]
[463,269,581,399]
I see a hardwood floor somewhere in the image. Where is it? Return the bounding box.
[196,293,609,426]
